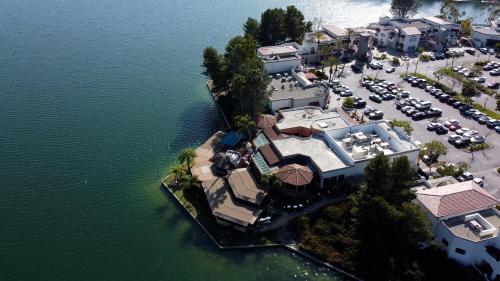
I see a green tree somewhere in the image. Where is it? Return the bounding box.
[422,140,448,170]
[243,17,260,40]
[363,154,392,197]
[389,119,414,135]
[324,56,340,82]
[390,0,422,19]
[460,18,472,37]
[440,0,461,22]
[169,164,186,186]
[433,69,444,84]
[233,114,256,140]
[462,80,476,102]
[178,148,196,170]
[259,8,286,45]
[391,57,401,66]
[284,5,310,43]
[470,64,482,77]
[180,174,201,191]
[342,97,355,109]
[202,47,227,90]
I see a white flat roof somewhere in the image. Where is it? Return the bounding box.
[322,24,347,37]
[272,136,348,172]
[276,107,350,131]
[401,26,421,36]
[258,45,299,57]
[423,16,452,26]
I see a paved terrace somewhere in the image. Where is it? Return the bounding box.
[444,209,500,242]
[269,77,329,101]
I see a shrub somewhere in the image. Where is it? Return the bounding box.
[419,54,430,62]
[342,97,355,109]
[391,57,400,66]
[468,143,490,152]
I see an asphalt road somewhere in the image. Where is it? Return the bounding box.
[327,53,500,198]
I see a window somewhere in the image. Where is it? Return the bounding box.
[455,248,466,255]
[441,238,449,247]
[410,37,417,42]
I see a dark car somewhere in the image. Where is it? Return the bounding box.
[369,94,382,103]
[465,49,476,55]
[425,108,442,117]
[438,94,451,102]
[412,112,427,120]
[427,122,441,131]
[351,64,363,73]
[446,98,457,105]
[354,100,367,109]
[454,136,471,148]
[382,94,394,101]
[453,101,465,109]
[459,105,473,113]
[435,125,449,135]
[487,82,500,89]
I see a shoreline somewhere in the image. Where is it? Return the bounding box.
[160,175,364,281]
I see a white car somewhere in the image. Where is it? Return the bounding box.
[455,128,470,135]
[444,119,459,127]
[473,77,486,83]
[386,67,395,73]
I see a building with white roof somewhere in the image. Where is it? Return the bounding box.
[252,112,420,187]
[257,42,303,74]
[416,180,500,280]
[472,18,500,48]
[368,16,460,52]
[268,69,331,113]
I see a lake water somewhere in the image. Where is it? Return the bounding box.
[0,1,489,280]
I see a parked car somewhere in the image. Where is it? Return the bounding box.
[444,119,459,127]
[385,67,395,73]
[340,90,353,97]
[369,110,384,120]
[412,112,427,120]
[487,82,500,89]
[448,134,461,144]
[427,122,441,131]
[457,172,474,182]
[479,48,488,54]
[452,101,465,109]
[473,178,484,187]
[369,62,383,70]
[496,126,500,133]
[465,49,476,55]
[471,135,485,144]
[369,94,382,103]
[478,116,489,124]
[435,125,448,135]
[448,124,461,131]
[487,119,500,129]
[454,136,471,148]
[351,64,363,73]
[364,107,375,116]
[473,77,486,83]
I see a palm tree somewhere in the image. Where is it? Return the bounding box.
[178,148,196,171]
[169,164,186,187]
[318,44,330,71]
[233,114,256,140]
[324,56,340,82]
[313,31,325,64]
[180,174,201,191]
[345,28,356,59]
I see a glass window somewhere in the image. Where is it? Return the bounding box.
[455,248,466,255]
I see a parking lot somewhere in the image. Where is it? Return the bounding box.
[326,54,500,197]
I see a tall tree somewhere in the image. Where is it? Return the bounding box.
[422,140,448,173]
[440,0,461,23]
[259,8,286,45]
[202,47,227,90]
[284,5,309,43]
[363,154,392,197]
[460,18,472,37]
[390,0,422,19]
[243,17,260,41]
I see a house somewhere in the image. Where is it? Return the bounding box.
[301,24,352,64]
[268,68,331,113]
[472,18,500,48]
[368,16,460,52]
[416,180,500,280]
[252,108,420,188]
[257,42,303,74]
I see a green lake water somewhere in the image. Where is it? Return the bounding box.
[0,1,489,280]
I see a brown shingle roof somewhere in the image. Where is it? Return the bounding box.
[417,181,499,218]
[259,144,280,166]
[202,177,261,227]
[227,168,269,205]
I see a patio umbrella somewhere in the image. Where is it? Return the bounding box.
[277,164,313,192]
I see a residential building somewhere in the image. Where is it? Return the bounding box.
[257,42,303,74]
[472,18,500,48]
[252,107,420,187]
[416,180,500,280]
[268,68,331,113]
[368,16,460,52]
[301,24,350,64]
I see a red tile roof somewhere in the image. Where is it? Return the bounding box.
[277,164,313,186]
[417,181,499,218]
[259,144,280,166]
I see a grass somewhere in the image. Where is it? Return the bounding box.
[163,174,277,247]
[468,142,491,152]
